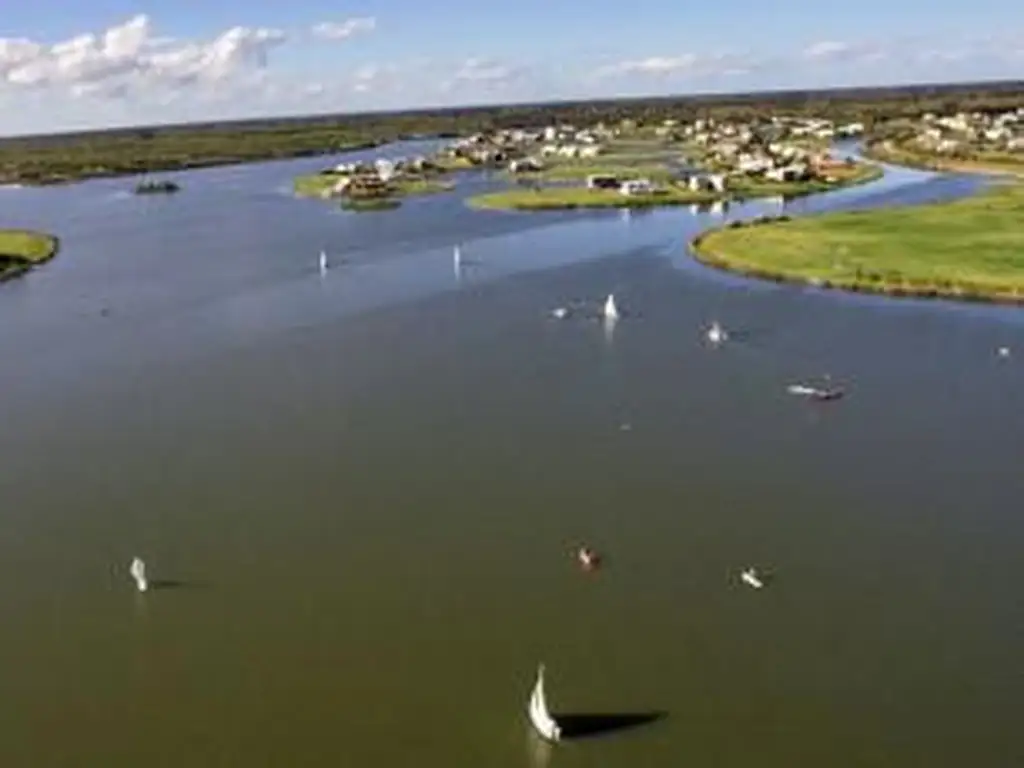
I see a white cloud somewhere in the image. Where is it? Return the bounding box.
[592,51,752,81]
[1,22,1023,136]
[311,18,376,40]
[0,15,286,99]
[803,41,852,59]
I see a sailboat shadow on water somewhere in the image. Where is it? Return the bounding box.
[528,664,666,742]
[554,711,667,740]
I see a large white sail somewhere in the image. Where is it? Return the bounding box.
[130,557,148,592]
[528,664,561,742]
[603,294,619,320]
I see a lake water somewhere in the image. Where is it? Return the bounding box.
[2,140,1023,767]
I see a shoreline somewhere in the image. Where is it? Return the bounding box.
[0,139,389,187]
[0,230,61,282]
[689,175,1024,307]
[862,140,1024,178]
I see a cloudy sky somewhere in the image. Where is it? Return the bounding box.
[0,0,1021,135]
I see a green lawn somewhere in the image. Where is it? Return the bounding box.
[0,229,60,280]
[692,182,1024,302]
[468,185,716,211]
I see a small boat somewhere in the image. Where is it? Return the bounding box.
[130,557,148,593]
[740,568,764,589]
[318,250,328,274]
[786,382,844,401]
[707,321,728,345]
[997,346,1010,358]
[453,245,462,268]
[603,294,619,321]
[551,307,569,320]
[576,546,601,571]
[528,664,561,742]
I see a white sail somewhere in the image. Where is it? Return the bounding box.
[786,384,817,396]
[453,245,462,267]
[528,664,561,742]
[130,557,148,592]
[319,250,328,274]
[603,294,619,321]
[741,568,764,589]
[707,321,727,344]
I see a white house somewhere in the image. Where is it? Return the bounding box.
[620,179,654,196]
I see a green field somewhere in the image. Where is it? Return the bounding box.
[468,185,715,210]
[0,229,60,281]
[692,182,1024,303]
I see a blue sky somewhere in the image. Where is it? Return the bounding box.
[0,1,1020,135]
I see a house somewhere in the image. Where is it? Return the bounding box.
[587,174,620,189]
[508,158,543,173]
[765,163,809,182]
[686,173,726,193]
[736,154,774,174]
[579,145,602,159]
[619,179,653,195]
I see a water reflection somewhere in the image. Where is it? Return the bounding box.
[603,313,618,345]
[525,729,552,768]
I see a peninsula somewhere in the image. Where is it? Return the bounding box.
[461,115,881,211]
[0,230,60,282]
[864,108,1024,176]
[691,181,1024,304]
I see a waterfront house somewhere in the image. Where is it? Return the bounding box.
[587,174,620,189]
[619,179,654,196]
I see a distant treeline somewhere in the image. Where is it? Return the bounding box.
[1,79,1021,185]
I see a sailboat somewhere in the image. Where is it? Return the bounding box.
[786,381,844,401]
[603,294,619,321]
[453,245,462,268]
[741,568,764,589]
[318,250,328,274]
[130,557,148,592]
[528,664,562,742]
[707,321,727,345]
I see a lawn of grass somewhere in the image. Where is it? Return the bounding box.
[468,185,716,211]
[692,182,1024,303]
[0,229,60,281]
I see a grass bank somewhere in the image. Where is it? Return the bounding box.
[293,173,454,198]
[691,182,1024,304]
[864,140,1024,177]
[0,229,60,281]
[468,185,716,211]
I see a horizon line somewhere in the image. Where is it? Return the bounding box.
[3,76,1022,143]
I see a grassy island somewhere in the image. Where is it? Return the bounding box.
[293,172,453,199]
[468,185,716,211]
[691,182,1024,304]
[0,229,60,281]
[340,198,403,212]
